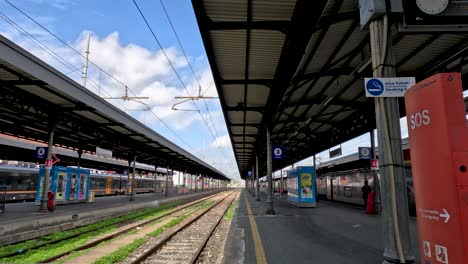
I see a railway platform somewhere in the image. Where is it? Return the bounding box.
[0,190,222,246]
[224,189,421,264]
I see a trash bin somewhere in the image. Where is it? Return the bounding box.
[88,191,95,202]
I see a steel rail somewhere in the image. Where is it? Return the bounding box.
[0,191,223,260]
[130,190,238,264]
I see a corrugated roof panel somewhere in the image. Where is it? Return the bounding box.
[222,84,244,107]
[324,75,355,97]
[227,111,244,123]
[339,0,358,12]
[296,30,322,72]
[293,104,309,118]
[203,0,247,22]
[322,0,340,16]
[246,84,269,106]
[16,85,72,106]
[333,110,354,122]
[210,30,246,79]
[75,111,109,123]
[331,24,367,66]
[305,76,333,99]
[393,34,433,68]
[398,34,468,73]
[252,0,296,21]
[288,83,311,103]
[305,20,356,73]
[248,30,285,79]
[245,111,262,123]
[338,79,363,101]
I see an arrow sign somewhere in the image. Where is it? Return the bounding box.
[439,208,450,223]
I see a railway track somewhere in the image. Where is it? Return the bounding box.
[130,190,239,264]
[0,191,226,263]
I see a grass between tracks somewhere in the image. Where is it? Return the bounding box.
[0,200,184,262]
[0,226,118,263]
[92,200,216,264]
[224,198,238,220]
[93,238,147,264]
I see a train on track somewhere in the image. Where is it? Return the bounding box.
[315,164,416,215]
[0,165,169,202]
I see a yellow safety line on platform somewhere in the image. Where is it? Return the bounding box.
[244,194,268,264]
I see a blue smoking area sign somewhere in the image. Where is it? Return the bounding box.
[272,146,284,160]
[365,77,415,97]
[35,147,48,159]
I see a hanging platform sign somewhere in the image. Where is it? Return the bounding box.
[272,146,284,160]
[365,77,416,97]
[35,147,48,159]
[358,147,372,160]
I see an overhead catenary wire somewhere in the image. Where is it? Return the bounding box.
[132,0,235,170]
[158,0,235,167]
[1,1,206,161]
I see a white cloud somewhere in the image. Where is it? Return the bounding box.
[0,15,240,179]
[210,134,231,148]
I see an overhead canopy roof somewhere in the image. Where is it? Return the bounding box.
[193,0,468,178]
[0,35,227,180]
[0,134,165,173]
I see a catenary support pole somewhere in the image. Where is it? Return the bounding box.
[40,117,56,211]
[265,126,275,214]
[370,15,413,263]
[130,153,136,201]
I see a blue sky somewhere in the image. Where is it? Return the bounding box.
[0,0,411,182]
[0,0,239,179]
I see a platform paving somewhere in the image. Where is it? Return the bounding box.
[224,189,420,264]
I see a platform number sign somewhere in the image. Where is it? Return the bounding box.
[358,147,372,160]
[272,146,284,160]
[35,147,48,159]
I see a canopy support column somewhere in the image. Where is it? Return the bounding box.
[265,126,275,215]
[39,116,56,211]
[370,15,414,263]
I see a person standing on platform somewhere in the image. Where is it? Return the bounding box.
[362,180,371,209]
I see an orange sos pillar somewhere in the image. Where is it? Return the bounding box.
[405,73,468,264]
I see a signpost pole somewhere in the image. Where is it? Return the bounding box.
[39,118,56,211]
[266,126,275,215]
[369,14,413,263]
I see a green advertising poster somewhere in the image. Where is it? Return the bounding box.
[300,173,312,199]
